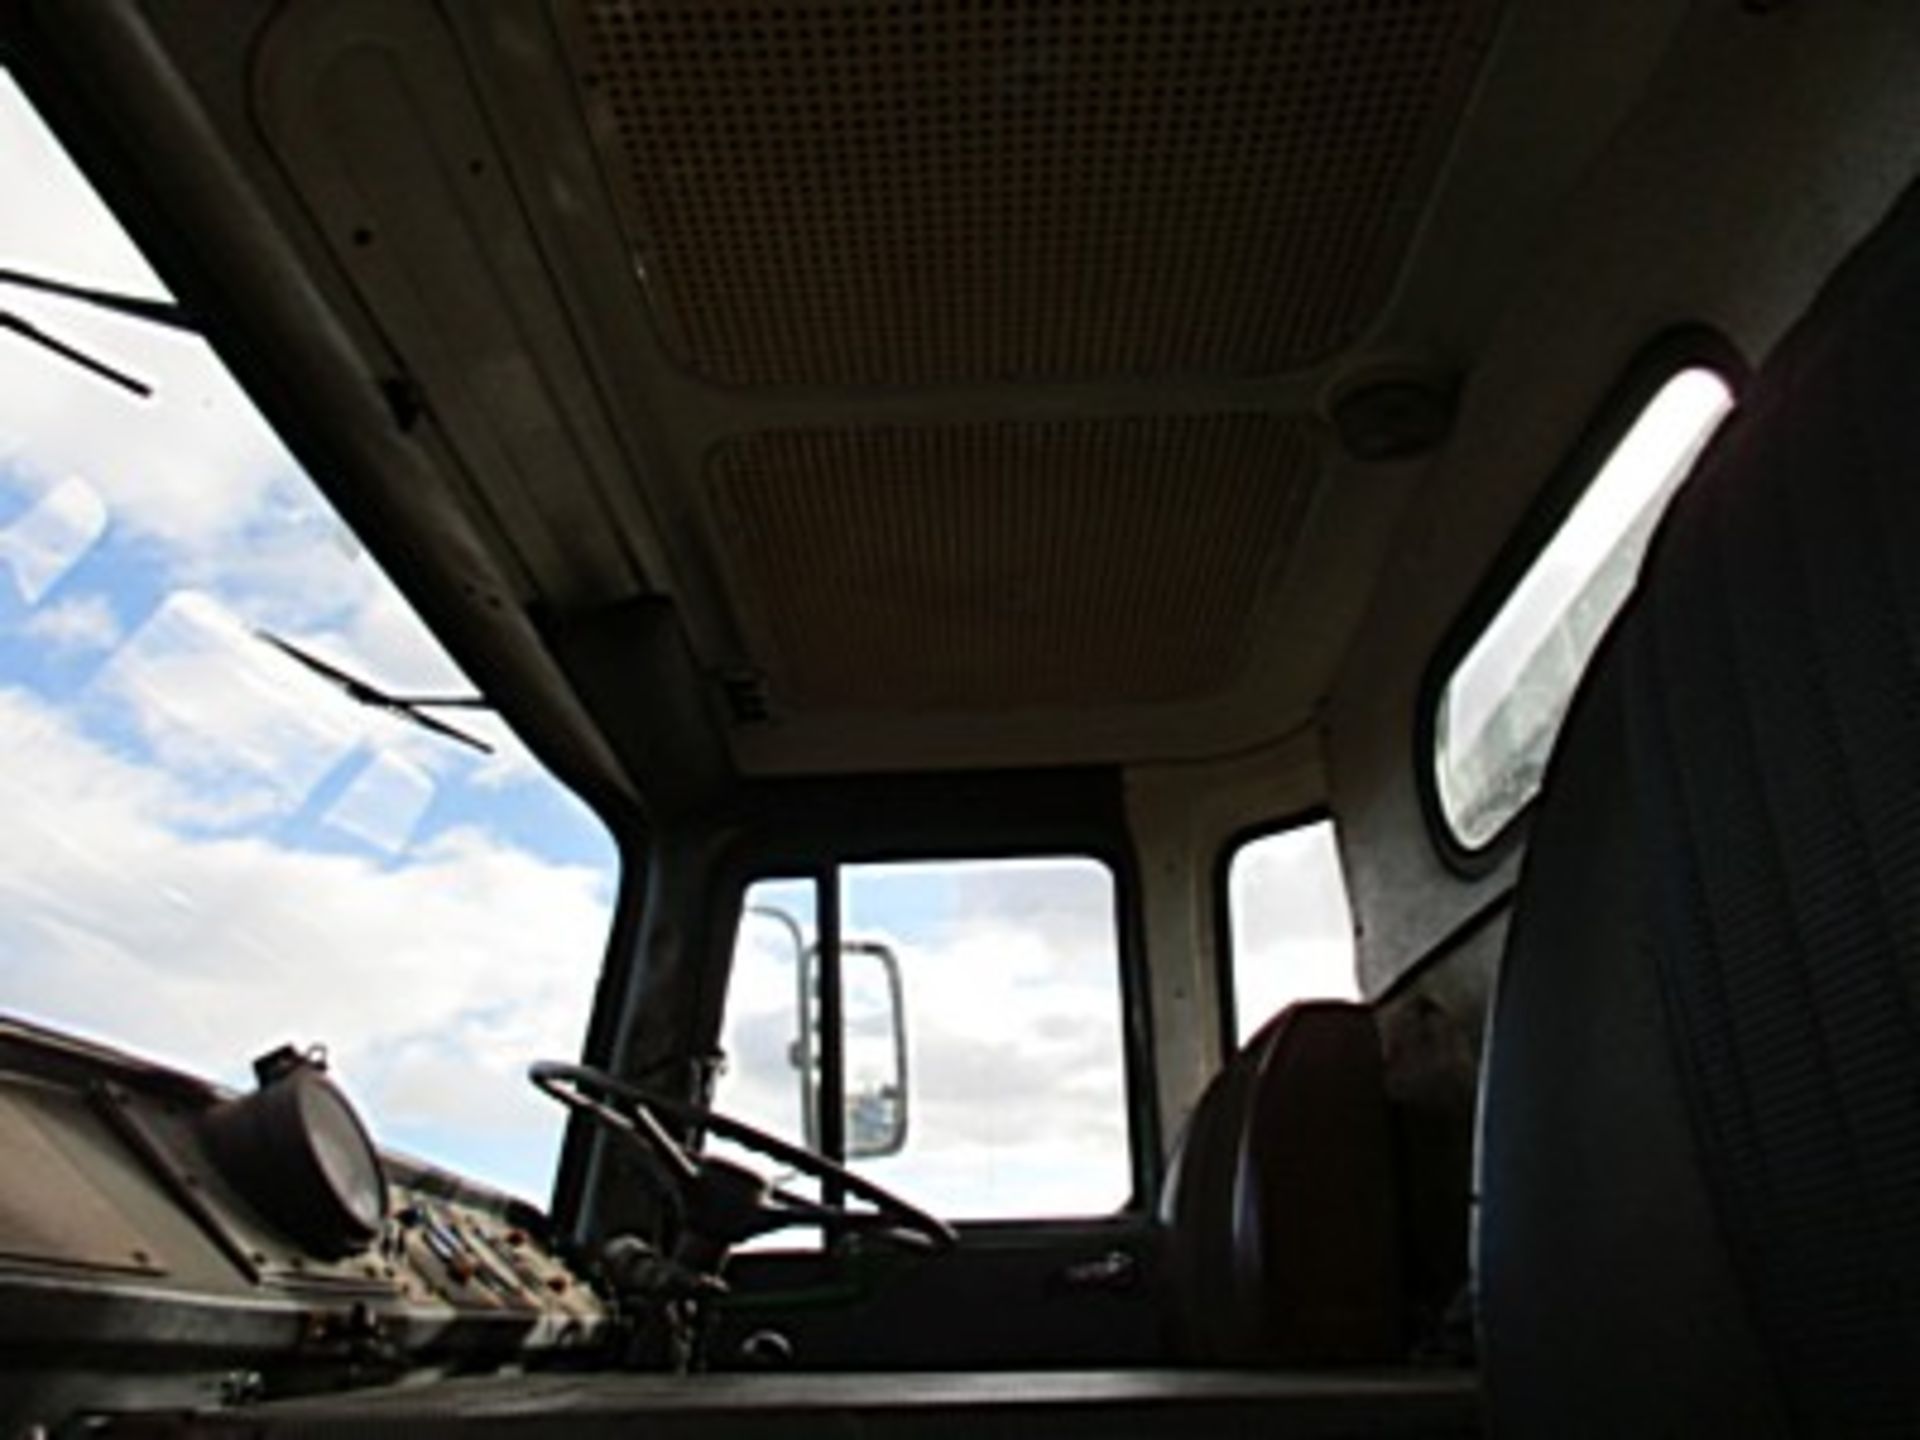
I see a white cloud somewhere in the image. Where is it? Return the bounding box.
[323,748,436,854]
[76,587,513,839]
[0,311,293,552]
[0,473,109,603]
[165,486,546,795]
[0,71,288,554]
[22,591,120,652]
[0,686,613,1200]
[0,73,165,298]
[86,589,365,826]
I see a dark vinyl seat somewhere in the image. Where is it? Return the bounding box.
[1478,179,1920,1433]
[1159,1000,1402,1365]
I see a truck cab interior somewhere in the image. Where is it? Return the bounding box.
[2,1,1918,1435]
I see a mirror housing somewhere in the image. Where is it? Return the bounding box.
[794,939,909,1160]
[745,904,910,1161]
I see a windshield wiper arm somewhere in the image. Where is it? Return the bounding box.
[254,630,496,756]
[0,267,201,400]
[0,268,198,332]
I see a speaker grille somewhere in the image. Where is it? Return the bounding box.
[709,417,1316,710]
[568,0,1499,386]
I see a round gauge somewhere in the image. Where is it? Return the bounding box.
[295,1073,388,1240]
[201,1061,389,1258]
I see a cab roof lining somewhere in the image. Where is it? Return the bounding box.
[2,0,1772,806]
[709,415,1318,711]
[563,0,1500,388]
[219,0,1518,782]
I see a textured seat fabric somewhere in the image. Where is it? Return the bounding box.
[1159,1000,1401,1364]
[1479,179,1920,1435]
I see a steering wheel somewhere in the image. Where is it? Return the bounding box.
[530,1061,956,1257]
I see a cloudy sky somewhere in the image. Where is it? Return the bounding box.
[0,66,1364,1226]
[0,70,616,1201]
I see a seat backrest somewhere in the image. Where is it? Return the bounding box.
[1479,179,1920,1434]
[1159,1000,1401,1364]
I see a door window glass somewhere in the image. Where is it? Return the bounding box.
[842,857,1131,1220]
[714,859,1131,1226]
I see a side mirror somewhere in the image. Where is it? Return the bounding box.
[787,940,906,1167]
[745,906,910,1161]
[832,941,910,1159]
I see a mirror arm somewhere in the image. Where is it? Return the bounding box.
[745,903,817,1150]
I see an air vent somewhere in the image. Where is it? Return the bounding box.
[709,416,1317,710]
[564,0,1501,386]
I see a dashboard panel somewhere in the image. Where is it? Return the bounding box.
[0,1017,607,1431]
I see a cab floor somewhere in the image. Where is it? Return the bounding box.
[101,1367,1482,1439]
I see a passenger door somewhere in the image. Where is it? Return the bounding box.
[705,858,1164,1368]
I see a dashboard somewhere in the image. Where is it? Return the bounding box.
[0,1017,607,1431]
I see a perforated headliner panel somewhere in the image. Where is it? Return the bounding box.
[565,0,1500,386]
[710,417,1316,710]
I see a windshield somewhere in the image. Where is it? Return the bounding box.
[0,73,617,1201]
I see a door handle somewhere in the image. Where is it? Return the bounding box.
[1056,1248,1140,1293]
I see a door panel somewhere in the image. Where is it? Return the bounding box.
[712,1218,1166,1369]
[706,857,1161,1367]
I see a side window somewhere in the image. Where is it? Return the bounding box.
[1433,364,1736,851]
[1225,818,1359,1046]
[712,857,1133,1226]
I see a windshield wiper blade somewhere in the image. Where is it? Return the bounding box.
[254,630,496,756]
[0,306,152,398]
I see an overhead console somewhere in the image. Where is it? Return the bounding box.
[0,1019,606,1431]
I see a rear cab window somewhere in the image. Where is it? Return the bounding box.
[1431,355,1738,853]
[1223,817,1359,1045]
